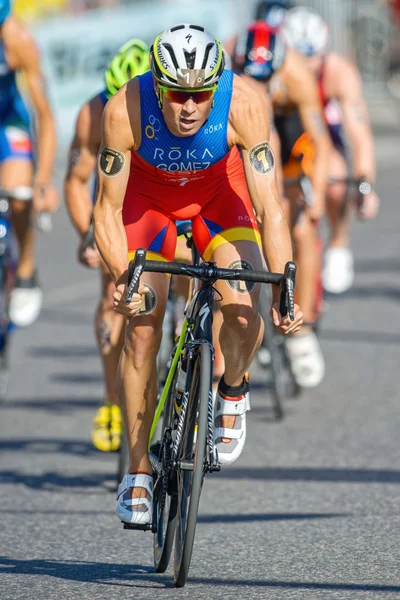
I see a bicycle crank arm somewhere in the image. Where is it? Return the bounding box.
[123,522,157,533]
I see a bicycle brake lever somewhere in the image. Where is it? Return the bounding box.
[279,261,296,321]
[126,248,146,304]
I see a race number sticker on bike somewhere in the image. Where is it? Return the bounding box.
[248,141,275,175]
[99,146,125,177]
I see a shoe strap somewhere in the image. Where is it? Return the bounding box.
[214,394,250,418]
[117,473,153,499]
[214,426,244,441]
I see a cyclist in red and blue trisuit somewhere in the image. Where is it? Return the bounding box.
[93,24,303,526]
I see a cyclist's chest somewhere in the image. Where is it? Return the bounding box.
[137,115,229,176]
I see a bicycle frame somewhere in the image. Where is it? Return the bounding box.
[149,283,216,471]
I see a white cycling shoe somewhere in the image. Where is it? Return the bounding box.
[116,473,153,525]
[214,384,250,466]
[322,247,354,294]
[286,332,325,389]
[9,273,43,327]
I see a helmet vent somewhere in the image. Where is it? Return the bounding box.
[170,24,185,32]
[189,25,205,32]
[201,43,214,69]
[183,49,197,69]
[162,43,180,70]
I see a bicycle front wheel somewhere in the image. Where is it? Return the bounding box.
[174,343,212,588]
[153,366,179,573]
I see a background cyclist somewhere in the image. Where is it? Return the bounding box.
[281,6,380,294]
[0,0,58,327]
[233,20,331,389]
[65,39,150,452]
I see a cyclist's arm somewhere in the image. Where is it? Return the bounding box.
[9,20,56,187]
[64,99,100,238]
[93,84,136,286]
[285,52,331,214]
[337,59,376,183]
[229,77,292,299]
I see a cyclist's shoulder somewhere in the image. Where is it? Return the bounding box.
[2,16,39,66]
[229,74,271,143]
[231,73,267,107]
[324,53,363,96]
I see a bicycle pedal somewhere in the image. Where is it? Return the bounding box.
[123,522,153,532]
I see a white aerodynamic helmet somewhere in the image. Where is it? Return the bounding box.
[150,23,225,88]
[281,7,329,57]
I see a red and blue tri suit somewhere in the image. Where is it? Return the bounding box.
[122,69,260,262]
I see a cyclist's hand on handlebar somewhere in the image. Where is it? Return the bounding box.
[270,302,304,336]
[113,283,150,318]
[33,183,59,213]
[358,190,380,220]
[78,240,101,269]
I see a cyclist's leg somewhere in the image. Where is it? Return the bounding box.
[91,264,125,452]
[283,156,325,387]
[323,147,354,293]
[117,192,177,521]
[0,120,41,327]
[193,183,262,463]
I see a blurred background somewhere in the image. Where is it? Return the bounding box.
[13,0,400,143]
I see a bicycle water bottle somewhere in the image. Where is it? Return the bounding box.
[174,354,188,414]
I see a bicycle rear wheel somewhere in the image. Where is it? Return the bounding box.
[153,366,179,573]
[174,343,212,588]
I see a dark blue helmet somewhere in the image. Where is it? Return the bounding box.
[242,21,286,82]
[0,0,11,25]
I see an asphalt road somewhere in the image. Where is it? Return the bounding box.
[1,137,400,599]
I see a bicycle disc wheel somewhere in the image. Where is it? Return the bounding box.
[174,343,211,588]
[153,367,179,573]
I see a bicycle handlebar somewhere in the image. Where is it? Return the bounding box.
[127,248,297,321]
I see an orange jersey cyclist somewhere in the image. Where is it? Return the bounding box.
[0,0,57,327]
[93,24,303,526]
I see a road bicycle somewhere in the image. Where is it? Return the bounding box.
[121,232,296,587]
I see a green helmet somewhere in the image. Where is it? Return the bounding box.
[105,38,150,98]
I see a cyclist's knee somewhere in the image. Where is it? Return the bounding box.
[292,218,316,249]
[11,199,32,217]
[221,303,259,337]
[124,320,163,366]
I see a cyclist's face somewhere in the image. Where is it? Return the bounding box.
[156,84,213,137]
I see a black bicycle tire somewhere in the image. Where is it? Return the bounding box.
[259,286,285,420]
[174,343,211,588]
[262,316,286,420]
[153,367,179,573]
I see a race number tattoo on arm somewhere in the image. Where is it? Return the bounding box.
[98,146,126,177]
[248,141,275,175]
